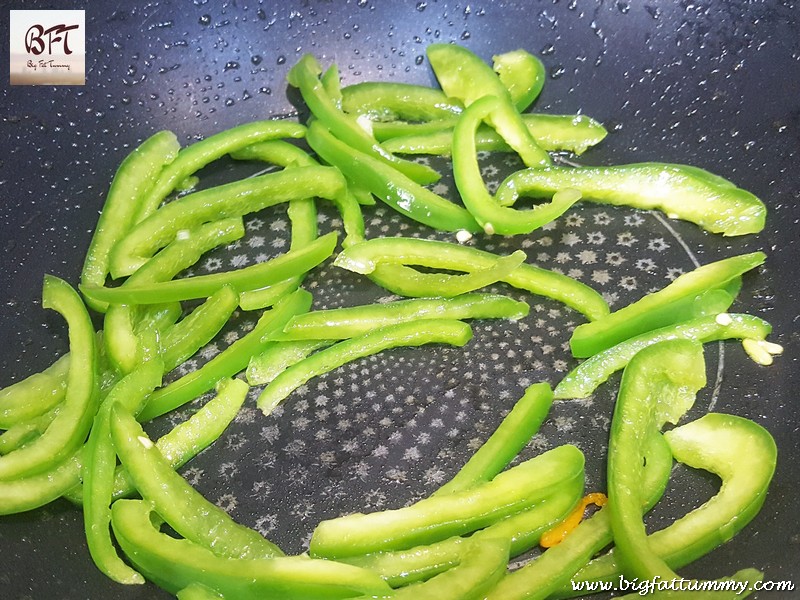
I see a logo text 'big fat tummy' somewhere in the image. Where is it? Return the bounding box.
[9,10,85,85]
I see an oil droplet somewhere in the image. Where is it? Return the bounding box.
[224,61,240,71]
[616,1,630,14]
[461,31,471,40]
[198,14,211,25]
[550,65,565,79]
[251,55,262,65]
[541,43,555,56]
[416,1,427,11]
[277,55,286,65]
[415,55,424,65]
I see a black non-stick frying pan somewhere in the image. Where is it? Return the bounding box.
[1,1,799,598]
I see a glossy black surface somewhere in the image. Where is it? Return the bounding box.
[1,1,799,598]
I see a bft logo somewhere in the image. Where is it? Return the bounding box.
[10,10,86,85]
[25,23,81,56]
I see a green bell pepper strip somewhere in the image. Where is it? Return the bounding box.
[177,583,226,600]
[80,130,180,312]
[257,319,473,415]
[83,359,163,585]
[433,382,553,497]
[132,120,306,225]
[246,340,333,386]
[567,413,776,595]
[333,237,609,321]
[306,120,480,233]
[110,384,284,560]
[309,443,584,559]
[138,289,312,421]
[493,49,546,112]
[382,113,607,157]
[287,54,440,185]
[354,537,511,600]
[427,43,550,167]
[485,433,674,600]
[238,279,304,312]
[0,276,98,480]
[110,499,394,599]
[340,81,464,122]
[321,64,343,107]
[109,165,347,277]
[273,293,529,342]
[134,301,183,334]
[230,138,366,250]
[453,95,581,235]
[159,286,240,372]
[104,217,245,374]
[0,354,69,428]
[493,162,767,236]
[63,370,249,505]
[569,252,765,358]
[606,340,707,582]
[554,313,774,400]
[0,451,83,514]
[0,405,59,454]
[343,478,582,588]
[85,231,336,305]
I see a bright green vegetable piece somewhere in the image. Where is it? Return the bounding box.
[109,165,347,277]
[0,276,98,480]
[287,54,440,185]
[569,252,765,358]
[257,319,473,415]
[80,130,180,312]
[427,43,550,167]
[554,313,774,400]
[493,49,546,112]
[340,81,463,122]
[334,237,609,321]
[110,381,284,560]
[110,499,394,599]
[138,289,312,421]
[310,444,584,559]
[0,354,69,429]
[494,162,767,236]
[246,340,332,386]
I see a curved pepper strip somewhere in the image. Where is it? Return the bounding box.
[343,479,582,588]
[287,54,440,185]
[554,313,774,400]
[310,444,584,559]
[81,131,180,311]
[433,382,553,497]
[382,113,607,157]
[0,354,69,428]
[427,43,550,167]
[104,217,245,374]
[64,370,249,505]
[110,383,284,560]
[85,231,337,304]
[306,120,480,233]
[494,162,766,236]
[256,319,473,415]
[567,413,776,595]
[0,276,98,480]
[333,237,609,321]
[607,340,707,580]
[138,289,312,422]
[493,49,546,112]
[246,340,333,386]
[83,359,163,584]
[453,95,581,235]
[109,165,347,277]
[569,252,765,358]
[158,286,240,372]
[0,405,59,454]
[110,499,393,599]
[132,120,306,224]
[273,293,529,342]
[484,433,674,600]
[354,538,510,600]
[0,451,82,515]
[340,81,464,122]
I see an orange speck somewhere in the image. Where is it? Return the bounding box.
[540,492,608,548]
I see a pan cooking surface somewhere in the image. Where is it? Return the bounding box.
[0,1,798,598]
